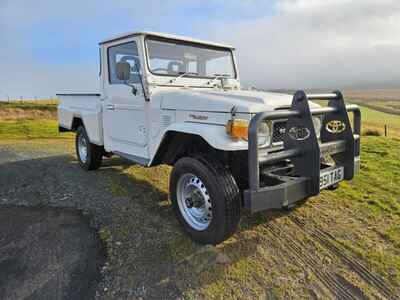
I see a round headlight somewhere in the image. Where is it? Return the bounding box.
[258,122,272,147]
[312,117,322,138]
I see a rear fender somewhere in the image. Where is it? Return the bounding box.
[68,113,103,146]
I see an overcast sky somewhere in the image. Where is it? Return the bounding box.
[1,0,399,99]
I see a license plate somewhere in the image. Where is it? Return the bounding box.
[320,166,344,190]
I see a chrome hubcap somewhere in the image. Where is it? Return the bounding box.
[176,173,212,231]
[78,134,88,163]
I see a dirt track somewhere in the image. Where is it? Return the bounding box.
[0,139,398,299]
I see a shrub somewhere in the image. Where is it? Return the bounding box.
[363,129,381,136]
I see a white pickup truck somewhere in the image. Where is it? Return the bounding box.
[58,31,361,244]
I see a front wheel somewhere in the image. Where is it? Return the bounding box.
[170,156,241,244]
[75,126,103,171]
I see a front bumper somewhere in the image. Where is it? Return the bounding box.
[244,91,361,213]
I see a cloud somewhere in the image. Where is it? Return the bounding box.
[0,0,203,98]
[210,0,400,89]
[0,0,399,99]
[1,0,274,98]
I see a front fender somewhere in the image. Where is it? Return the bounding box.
[162,122,249,151]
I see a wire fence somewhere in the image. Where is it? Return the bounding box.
[363,124,396,137]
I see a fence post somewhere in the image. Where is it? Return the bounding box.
[384,125,387,137]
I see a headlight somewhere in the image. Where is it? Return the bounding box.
[257,121,272,147]
[225,119,271,147]
[312,117,322,138]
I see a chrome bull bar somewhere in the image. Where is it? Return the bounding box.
[244,90,361,212]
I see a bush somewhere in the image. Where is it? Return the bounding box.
[363,129,381,136]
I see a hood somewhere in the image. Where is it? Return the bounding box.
[159,88,319,113]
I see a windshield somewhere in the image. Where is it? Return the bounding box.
[146,37,236,79]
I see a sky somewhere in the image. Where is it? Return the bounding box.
[1,0,400,99]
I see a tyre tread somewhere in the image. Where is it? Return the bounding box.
[194,155,240,241]
[171,154,241,244]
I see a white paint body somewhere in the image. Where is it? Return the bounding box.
[57,31,319,165]
[58,94,103,145]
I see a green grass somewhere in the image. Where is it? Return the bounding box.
[0,119,73,139]
[375,100,400,111]
[0,101,58,111]
[358,106,400,137]
[337,137,400,222]
[359,106,400,127]
[315,99,400,137]
[0,101,72,139]
[347,98,400,117]
[323,137,400,285]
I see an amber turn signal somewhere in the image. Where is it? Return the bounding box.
[226,119,249,140]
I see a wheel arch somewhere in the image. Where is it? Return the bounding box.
[71,115,85,131]
[150,131,217,166]
[70,115,103,146]
[149,122,248,166]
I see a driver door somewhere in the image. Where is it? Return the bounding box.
[102,39,149,163]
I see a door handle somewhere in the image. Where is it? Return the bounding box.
[106,104,115,110]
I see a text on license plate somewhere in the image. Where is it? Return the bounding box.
[320,167,344,190]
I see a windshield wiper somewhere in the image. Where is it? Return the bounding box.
[206,74,231,86]
[168,72,199,84]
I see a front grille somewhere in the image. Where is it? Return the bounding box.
[272,121,287,144]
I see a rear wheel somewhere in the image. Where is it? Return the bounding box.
[170,155,241,244]
[75,126,103,171]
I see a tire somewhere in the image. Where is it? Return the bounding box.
[75,126,103,171]
[170,155,241,244]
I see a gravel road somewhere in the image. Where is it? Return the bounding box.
[0,140,112,299]
[0,206,104,300]
[0,140,186,299]
[0,140,116,224]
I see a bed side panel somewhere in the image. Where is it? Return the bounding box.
[57,94,104,145]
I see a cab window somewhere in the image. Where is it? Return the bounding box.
[108,42,141,84]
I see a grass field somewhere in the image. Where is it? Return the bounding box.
[0,100,58,122]
[358,106,400,138]
[0,119,73,139]
[344,89,400,116]
[0,99,58,112]
[0,100,72,139]
[345,89,400,101]
[1,96,400,298]
[0,99,59,105]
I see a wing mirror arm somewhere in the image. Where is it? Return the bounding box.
[116,61,149,101]
[122,81,138,96]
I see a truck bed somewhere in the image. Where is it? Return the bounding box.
[57,93,103,145]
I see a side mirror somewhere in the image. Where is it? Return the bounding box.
[116,62,131,81]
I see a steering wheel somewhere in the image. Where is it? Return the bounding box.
[152,68,169,74]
